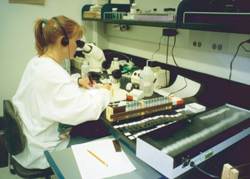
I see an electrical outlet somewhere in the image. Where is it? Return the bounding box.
[189,30,229,53]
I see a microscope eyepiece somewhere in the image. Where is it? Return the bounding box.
[102,61,111,70]
[112,69,122,79]
[76,40,85,48]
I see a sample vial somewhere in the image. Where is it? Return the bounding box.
[81,61,89,79]
[126,102,131,112]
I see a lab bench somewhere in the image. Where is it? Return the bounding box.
[68,50,250,178]
[99,55,250,178]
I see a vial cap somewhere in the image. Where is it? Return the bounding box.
[132,3,137,7]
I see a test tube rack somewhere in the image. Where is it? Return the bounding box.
[106,98,173,122]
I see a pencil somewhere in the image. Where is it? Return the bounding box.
[87,149,108,167]
[88,73,93,87]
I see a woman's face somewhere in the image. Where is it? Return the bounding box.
[67,35,79,59]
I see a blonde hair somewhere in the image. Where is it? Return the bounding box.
[34,15,84,56]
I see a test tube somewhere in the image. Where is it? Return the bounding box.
[164,97,168,104]
[132,102,136,111]
[153,98,157,106]
[144,100,148,108]
[160,97,164,105]
[156,97,160,105]
[137,102,141,110]
[148,99,152,107]
[126,102,130,111]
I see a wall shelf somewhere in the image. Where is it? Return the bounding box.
[82,4,250,34]
[103,19,177,28]
[82,3,177,29]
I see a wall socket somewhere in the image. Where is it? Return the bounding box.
[189,30,229,54]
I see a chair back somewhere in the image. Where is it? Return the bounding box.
[3,100,26,155]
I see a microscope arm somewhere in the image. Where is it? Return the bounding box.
[76,40,106,72]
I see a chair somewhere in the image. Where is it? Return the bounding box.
[3,100,54,179]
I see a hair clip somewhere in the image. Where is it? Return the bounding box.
[42,18,47,28]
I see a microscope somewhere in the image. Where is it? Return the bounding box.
[76,40,106,72]
[76,40,128,102]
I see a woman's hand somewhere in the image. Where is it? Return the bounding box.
[78,78,111,91]
[78,78,96,90]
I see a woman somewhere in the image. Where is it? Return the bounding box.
[12,16,111,169]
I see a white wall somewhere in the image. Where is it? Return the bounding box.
[0,0,99,115]
[104,25,250,82]
[0,0,250,116]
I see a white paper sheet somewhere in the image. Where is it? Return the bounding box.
[72,138,136,179]
[154,75,201,98]
[110,88,128,102]
[79,84,127,103]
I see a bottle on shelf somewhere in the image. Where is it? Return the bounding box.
[130,3,137,14]
[164,8,176,21]
[112,7,119,20]
[129,3,137,19]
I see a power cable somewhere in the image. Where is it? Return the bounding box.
[190,162,220,178]
[168,34,188,97]
[229,39,250,80]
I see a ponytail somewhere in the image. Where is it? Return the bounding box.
[34,18,47,56]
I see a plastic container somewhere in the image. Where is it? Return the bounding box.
[139,66,154,97]
[81,61,89,78]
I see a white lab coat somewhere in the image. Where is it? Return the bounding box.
[12,56,111,169]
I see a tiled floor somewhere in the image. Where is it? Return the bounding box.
[0,167,22,179]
